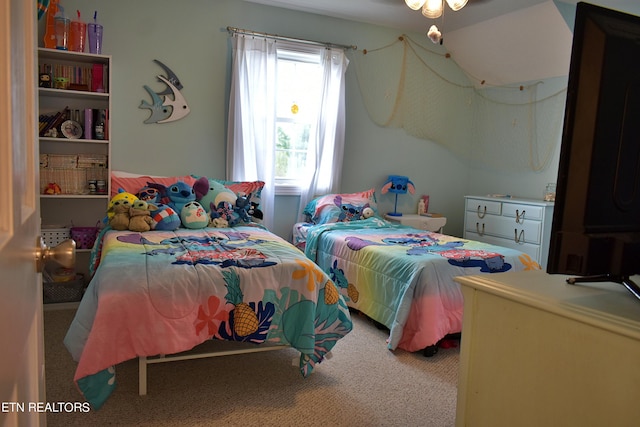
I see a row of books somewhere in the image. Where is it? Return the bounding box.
[39,107,109,140]
[39,63,108,93]
[39,107,69,137]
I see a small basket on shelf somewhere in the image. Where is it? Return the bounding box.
[41,226,71,247]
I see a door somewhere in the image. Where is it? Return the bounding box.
[0,1,45,426]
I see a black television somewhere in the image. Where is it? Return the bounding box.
[547,2,640,300]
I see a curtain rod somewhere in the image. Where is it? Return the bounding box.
[226,26,357,50]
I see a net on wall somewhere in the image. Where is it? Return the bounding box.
[349,35,567,172]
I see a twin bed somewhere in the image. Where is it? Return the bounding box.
[63,178,537,409]
[293,189,540,355]
[62,175,353,409]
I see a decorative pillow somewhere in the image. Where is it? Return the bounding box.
[304,188,378,224]
[213,179,265,200]
[110,171,197,198]
[212,179,265,223]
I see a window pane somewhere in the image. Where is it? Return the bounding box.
[275,53,322,182]
[276,122,310,179]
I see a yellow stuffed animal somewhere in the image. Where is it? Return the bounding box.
[107,190,139,219]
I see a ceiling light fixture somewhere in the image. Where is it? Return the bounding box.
[404,0,468,20]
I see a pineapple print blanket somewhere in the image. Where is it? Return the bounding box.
[304,217,540,353]
[64,226,353,409]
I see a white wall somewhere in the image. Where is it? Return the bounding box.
[38,0,571,239]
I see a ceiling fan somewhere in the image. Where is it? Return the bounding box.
[400,0,493,44]
[372,0,491,8]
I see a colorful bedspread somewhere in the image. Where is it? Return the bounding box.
[304,218,539,352]
[64,226,352,409]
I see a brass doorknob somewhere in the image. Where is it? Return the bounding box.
[35,237,76,272]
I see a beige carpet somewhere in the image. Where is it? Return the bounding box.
[44,309,459,427]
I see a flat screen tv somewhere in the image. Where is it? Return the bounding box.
[547,2,640,300]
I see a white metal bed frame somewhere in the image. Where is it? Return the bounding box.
[137,345,288,395]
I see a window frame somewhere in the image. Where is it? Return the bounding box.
[273,44,324,196]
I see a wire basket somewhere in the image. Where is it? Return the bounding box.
[43,274,84,303]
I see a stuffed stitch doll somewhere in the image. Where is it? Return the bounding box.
[147,180,197,214]
[136,185,161,204]
[233,195,252,224]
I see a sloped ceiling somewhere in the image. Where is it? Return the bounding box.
[444,1,573,85]
[242,0,640,86]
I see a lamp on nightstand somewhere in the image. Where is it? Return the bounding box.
[381,175,415,217]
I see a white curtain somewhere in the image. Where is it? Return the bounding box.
[227,34,277,230]
[227,33,349,229]
[297,48,349,221]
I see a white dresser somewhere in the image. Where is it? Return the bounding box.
[464,196,554,269]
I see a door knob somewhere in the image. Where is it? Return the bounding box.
[35,236,76,272]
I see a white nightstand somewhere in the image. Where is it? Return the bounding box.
[384,213,447,233]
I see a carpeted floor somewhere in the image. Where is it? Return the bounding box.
[44,308,459,426]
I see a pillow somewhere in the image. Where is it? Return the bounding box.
[110,171,197,197]
[304,188,378,224]
[213,179,265,223]
[213,179,265,200]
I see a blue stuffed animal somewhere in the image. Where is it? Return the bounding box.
[193,177,237,214]
[147,180,197,214]
[136,185,161,204]
[151,204,181,231]
[210,201,239,226]
[233,195,253,224]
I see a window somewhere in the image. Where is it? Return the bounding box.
[275,49,323,194]
[227,33,348,225]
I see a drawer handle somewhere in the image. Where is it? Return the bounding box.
[477,205,486,219]
[476,222,485,236]
[515,209,526,224]
[514,229,525,243]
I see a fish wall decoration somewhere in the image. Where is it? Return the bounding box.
[139,60,190,124]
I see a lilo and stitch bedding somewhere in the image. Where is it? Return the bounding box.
[64,225,352,409]
[302,217,540,353]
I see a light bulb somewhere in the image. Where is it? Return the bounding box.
[422,0,443,19]
[405,0,427,10]
[446,0,468,12]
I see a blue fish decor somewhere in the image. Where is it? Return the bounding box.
[139,60,190,124]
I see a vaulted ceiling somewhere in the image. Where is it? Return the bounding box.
[242,0,640,85]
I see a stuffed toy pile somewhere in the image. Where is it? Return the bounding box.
[106,176,263,232]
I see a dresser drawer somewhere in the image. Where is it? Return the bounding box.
[501,203,544,221]
[464,231,541,263]
[465,198,502,217]
[464,196,554,269]
[465,214,542,245]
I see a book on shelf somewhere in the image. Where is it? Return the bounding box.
[39,107,69,137]
[39,112,60,136]
[92,64,105,93]
[38,62,108,93]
